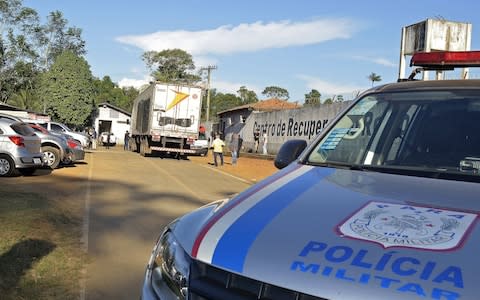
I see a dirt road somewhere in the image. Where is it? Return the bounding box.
[83,147,277,299]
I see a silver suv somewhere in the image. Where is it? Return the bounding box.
[0,119,43,176]
[28,124,72,169]
[1,114,72,169]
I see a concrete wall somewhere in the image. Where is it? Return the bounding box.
[222,101,351,155]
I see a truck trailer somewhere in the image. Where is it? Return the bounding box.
[130,82,203,158]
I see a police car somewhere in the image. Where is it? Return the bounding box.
[141,51,480,300]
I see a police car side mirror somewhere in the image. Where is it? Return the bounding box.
[274,139,307,169]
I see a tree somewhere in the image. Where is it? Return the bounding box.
[323,98,333,105]
[39,10,86,68]
[368,72,382,87]
[262,86,289,100]
[237,86,258,104]
[39,51,94,127]
[304,89,321,105]
[8,87,41,111]
[0,3,86,107]
[92,76,138,112]
[204,89,241,120]
[120,86,139,112]
[0,0,40,102]
[142,48,200,84]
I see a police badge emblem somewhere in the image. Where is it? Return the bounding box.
[338,201,477,250]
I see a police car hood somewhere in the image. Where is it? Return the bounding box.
[185,164,480,300]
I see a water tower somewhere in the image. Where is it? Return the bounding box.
[398,19,472,80]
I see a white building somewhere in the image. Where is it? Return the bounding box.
[94,102,131,145]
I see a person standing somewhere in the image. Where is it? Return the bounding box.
[229,133,240,166]
[212,134,225,167]
[106,132,111,149]
[253,128,260,153]
[91,128,97,150]
[262,130,268,155]
[124,130,130,151]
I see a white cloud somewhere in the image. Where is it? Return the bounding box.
[213,80,262,96]
[297,74,367,99]
[118,75,153,89]
[195,56,218,69]
[353,55,397,67]
[116,18,358,55]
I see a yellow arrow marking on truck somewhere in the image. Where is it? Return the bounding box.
[166,90,189,111]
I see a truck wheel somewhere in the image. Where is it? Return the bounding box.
[42,146,61,169]
[0,154,15,177]
[135,138,140,153]
[139,139,144,156]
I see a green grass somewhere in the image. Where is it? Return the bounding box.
[0,190,84,299]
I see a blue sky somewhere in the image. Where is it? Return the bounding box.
[24,0,480,103]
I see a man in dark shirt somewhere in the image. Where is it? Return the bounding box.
[253,128,260,153]
[124,130,130,151]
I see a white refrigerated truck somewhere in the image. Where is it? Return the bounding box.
[130,82,203,158]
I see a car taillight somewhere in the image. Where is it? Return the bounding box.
[67,140,79,149]
[9,136,25,147]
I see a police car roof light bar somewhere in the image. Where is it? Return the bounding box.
[410,51,480,68]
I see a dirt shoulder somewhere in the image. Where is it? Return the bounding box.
[188,152,278,183]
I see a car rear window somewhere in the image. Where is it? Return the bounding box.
[11,123,36,136]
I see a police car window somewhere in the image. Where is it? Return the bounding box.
[308,90,480,176]
[309,96,389,164]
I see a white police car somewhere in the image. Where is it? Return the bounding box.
[141,51,480,300]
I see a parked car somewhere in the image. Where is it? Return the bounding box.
[100,132,117,146]
[66,137,85,163]
[0,112,24,122]
[28,124,72,169]
[25,119,90,148]
[190,134,209,156]
[0,119,43,176]
[141,52,480,300]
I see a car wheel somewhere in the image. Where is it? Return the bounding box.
[42,146,61,169]
[0,154,15,177]
[18,167,36,176]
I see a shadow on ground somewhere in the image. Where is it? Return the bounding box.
[0,239,56,295]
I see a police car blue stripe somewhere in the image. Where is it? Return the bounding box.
[194,164,308,261]
[211,167,334,272]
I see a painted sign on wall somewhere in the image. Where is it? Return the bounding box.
[223,101,351,154]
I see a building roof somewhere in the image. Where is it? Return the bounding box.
[0,103,50,118]
[218,98,301,115]
[0,103,23,111]
[98,102,131,116]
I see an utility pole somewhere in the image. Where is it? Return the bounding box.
[200,65,217,122]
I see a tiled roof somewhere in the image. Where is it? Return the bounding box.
[218,98,300,114]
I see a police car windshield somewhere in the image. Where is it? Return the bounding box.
[308,90,480,180]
